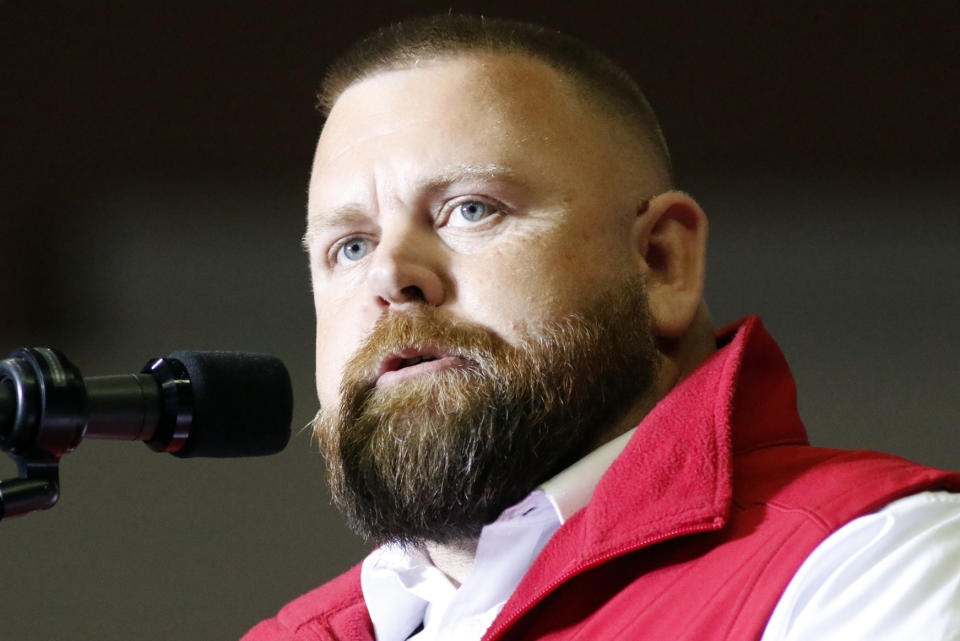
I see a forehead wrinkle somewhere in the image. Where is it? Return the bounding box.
[319,120,425,166]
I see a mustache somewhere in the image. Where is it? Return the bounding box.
[344,308,508,383]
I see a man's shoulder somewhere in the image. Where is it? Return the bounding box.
[241,563,370,641]
[732,444,960,530]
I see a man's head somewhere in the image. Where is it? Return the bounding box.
[304,15,712,545]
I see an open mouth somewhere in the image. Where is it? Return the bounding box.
[376,347,469,385]
[397,355,438,368]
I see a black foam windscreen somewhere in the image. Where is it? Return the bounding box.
[167,351,292,458]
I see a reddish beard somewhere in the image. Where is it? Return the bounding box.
[314,277,657,545]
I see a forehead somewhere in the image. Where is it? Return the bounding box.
[308,54,631,211]
[319,53,585,152]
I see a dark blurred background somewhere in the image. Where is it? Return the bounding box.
[1,2,957,639]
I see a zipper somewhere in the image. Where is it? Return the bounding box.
[482,518,723,641]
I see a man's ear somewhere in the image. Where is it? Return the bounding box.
[631,191,708,339]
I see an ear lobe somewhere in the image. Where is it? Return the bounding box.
[632,191,708,339]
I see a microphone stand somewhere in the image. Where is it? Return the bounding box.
[0,454,61,520]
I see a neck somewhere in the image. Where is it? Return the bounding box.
[425,538,478,587]
[596,301,717,447]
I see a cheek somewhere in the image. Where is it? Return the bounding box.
[452,230,635,336]
[450,245,576,338]
[314,301,365,407]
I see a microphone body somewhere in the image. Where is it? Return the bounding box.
[0,347,292,518]
[81,373,164,442]
[0,348,292,459]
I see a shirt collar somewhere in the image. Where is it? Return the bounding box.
[361,490,563,641]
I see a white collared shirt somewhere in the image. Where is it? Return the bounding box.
[361,428,960,641]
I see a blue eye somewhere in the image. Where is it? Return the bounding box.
[446,198,505,229]
[337,237,371,262]
[458,201,488,222]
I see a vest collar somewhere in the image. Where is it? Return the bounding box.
[582,315,807,553]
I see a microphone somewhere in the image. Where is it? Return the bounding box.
[0,348,293,459]
[0,348,293,518]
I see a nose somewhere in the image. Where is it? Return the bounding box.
[366,229,446,308]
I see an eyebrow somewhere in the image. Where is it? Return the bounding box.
[423,163,521,187]
[302,208,367,251]
[303,163,523,250]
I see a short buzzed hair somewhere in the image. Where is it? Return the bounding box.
[318,14,673,185]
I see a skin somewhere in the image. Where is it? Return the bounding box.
[305,53,716,584]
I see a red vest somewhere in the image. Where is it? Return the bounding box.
[243,317,960,641]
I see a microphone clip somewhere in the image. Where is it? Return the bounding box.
[0,347,85,519]
[0,348,195,519]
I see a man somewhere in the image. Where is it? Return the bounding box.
[245,15,960,641]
